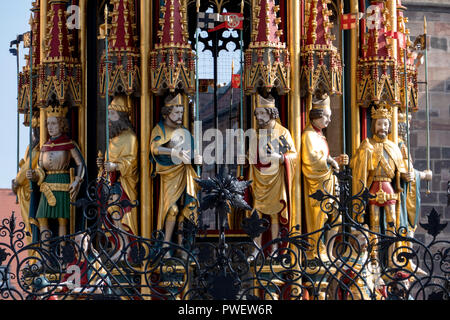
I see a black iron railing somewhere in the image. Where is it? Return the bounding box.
[0,167,448,300]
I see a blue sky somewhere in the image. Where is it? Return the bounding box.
[0,2,31,188]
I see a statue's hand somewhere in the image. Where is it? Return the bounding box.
[327,157,340,172]
[11,179,18,194]
[179,150,191,164]
[69,179,81,200]
[402,171,415,182]
[335,154,349,166]
[96,157,104,168]
[237,154,246,165]
[266,152,284,164]
[194,154,203,165]
[104,162,118,172]
[171,149,191,164]
[26,169,37,182]
[422,169,433,181]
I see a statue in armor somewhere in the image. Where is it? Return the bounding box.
[26,105,85,241]
[350,104,413,265]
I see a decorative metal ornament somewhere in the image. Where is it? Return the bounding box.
[0,167,448,300]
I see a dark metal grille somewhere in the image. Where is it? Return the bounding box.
[0,167,448,300]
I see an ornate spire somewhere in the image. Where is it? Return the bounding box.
[44,0,73,62]
[18,1,41,114]
[157,0,189,46]
[397,0,418,112]
[244,0,290,95]
[358,0,399,108]
[304,0,335,46]
[99,0,141,97]
[150,0,194,96]
[40,0,82,107]
[300,0,342,98]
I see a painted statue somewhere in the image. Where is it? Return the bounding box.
[248,94,297,257]
[398,112,432,236]
[150,93,199,255]
[398,112,432,274]
[26,106,85,242]
[96,94,139,260]
[12,113,40,244]
[350,104,413,265]
[301,94,348,262]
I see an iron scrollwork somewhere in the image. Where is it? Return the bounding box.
[0,167,449,300]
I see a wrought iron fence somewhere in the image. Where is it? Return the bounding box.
[0,167,448,300]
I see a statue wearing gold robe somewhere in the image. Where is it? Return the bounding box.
[12,115,40,244]
[150,94,199,250]
[98,95,139,236]
[248,94,297,256]
[301,94,348,262]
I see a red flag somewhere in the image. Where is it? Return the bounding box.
[208,13,244,32]
[385,31,406,49]
[341,13,356,30]
[208,21,227,33]
[341,13,357,30]
[231,74,241,88]
[222,13,244,30]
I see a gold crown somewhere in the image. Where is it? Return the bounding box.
[109,95,131,114]
[312,93,330,110]
[255,94,276,109]
[46,105,68,118]
[371,104,392,120]
[165,94,184,107]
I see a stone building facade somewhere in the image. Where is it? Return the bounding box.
[404,0,450,243]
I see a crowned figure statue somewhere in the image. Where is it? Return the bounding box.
[27,105,85,243]
[351,104,413,266]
